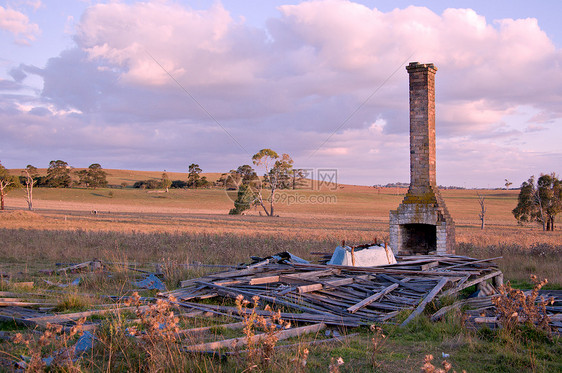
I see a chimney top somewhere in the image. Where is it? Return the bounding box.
[406,62,437,73]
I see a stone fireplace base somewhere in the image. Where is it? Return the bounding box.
[389,202,455,256]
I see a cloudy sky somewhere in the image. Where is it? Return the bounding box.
[1,0,561,188]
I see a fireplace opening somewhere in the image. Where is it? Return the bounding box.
[401,224,436,254]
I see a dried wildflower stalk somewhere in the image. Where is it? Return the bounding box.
[492,275,554,332]
[13,317,86,371]
[370,324,387,368]
[421,354,466,373]
[235,294,290,371]
[126,291,180,343]
[122,291,185,370]
[290,347,309,373]
[328,356,344,373]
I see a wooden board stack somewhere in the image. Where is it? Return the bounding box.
[162,254,504,327]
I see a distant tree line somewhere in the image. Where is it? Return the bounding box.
[0,160,110,210]
[2,160,109,189]
[132,164,212,190]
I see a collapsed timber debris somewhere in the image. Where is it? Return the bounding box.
[162,253,506,328]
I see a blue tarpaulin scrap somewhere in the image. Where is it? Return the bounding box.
[18,331,96,368]
[74,331,96,357]
[132,273,166,291]
[43,277,81,288]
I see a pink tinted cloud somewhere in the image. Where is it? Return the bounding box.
[64,1,562,133]
[77,2,262,87]
[0,5,40,45]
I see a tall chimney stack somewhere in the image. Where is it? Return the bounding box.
[389,62,455,255]
[406,62,437,195]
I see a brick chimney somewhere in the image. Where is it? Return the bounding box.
[389,62,455,255]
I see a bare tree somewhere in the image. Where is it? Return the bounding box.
[504,179,513,190]
[252,149,293,217]
[22,165,38,210]
[477,192,486,230]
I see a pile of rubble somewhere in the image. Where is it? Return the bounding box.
[162,252,506,328]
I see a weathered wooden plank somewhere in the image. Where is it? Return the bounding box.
[250,276,280,285]
[430,302,462,322]
[0,306,49,318]
[362,302,403,311]
[0,301,56,307]
[400,277,449,327]
[347,283,399,314]
[316,289,365,304]
[0,298,26,302]
[204,332,362,358]
[282,269,337,280]
[297,283,323,294]
[473,316,499,324]
[377,274,426,293]
[277,285,296,295]
[297,277,355,294]
[442,257,502,270]
[180,277,215,288]
[420,261,439,271]
[280,293,340,313]
[56,260,102,273]
[323,277,355,287]
[384,294,419,306]
[291,263,476,277]
[337,285,373,299]
[430,295,499,322]
[176,321,246,336]
[174,300,361,327]
[378,310,400,321]
[303,293,354,309]
[452,275,470,289]
[214,280,243,286]
[197,281,334,316]
[208,267,262,279]
[0,292,22,297]
[0,314,39,327]
[174,301,243,320]
[380,258,444,267]
[27,306,150,324]
[277,276,313,286]
[183,322,326,351]
[440,270,503,298]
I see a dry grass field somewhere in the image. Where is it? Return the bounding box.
[1,174,561,284]
[0,171,560,372]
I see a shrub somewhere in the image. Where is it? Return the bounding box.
[171,180,188,189]
[132,179,162,189]
[229,185,254,215]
